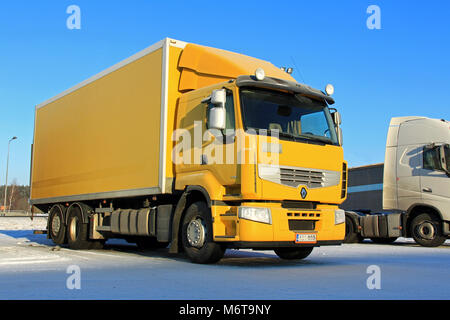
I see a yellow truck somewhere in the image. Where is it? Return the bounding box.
[30,38,347,263]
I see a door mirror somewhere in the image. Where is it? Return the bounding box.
[331,111,343,146]
[211,89,226,108]
[207,89,226,130]
[337,127,343,146]
[332,111,342,126]
[438,144,450,176]
[207,106,226,130]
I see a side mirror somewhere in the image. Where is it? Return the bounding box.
[211,89,226,108]
[331,111,343,146]
[438,144,449,175]
[332,111,342,126]
[207,89,227,130]
[208,107,226,130]
[337,127,343,146]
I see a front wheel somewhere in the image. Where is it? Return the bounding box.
[181,201,225,264]
[274,247,314,260]
[411,213,446,247]
[344,216,363,243]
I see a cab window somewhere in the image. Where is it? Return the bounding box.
[423,147,441,171]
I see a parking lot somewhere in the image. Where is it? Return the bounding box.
[0,217,448,300]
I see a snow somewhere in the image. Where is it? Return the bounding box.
[0,217,449,300]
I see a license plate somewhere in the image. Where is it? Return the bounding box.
[295,233,317,244]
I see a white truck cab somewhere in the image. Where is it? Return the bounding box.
[383,116,450,246]
[344,116,449,247]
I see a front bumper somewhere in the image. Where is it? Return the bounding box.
[212,202,345,248]
[226,240,342,249]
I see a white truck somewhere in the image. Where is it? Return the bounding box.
[344,116,450,247]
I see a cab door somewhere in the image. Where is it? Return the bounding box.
[420,145,450,216]
[175,85,240,191]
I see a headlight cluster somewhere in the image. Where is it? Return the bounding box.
[238,207,272,225]
[335,209,345,225]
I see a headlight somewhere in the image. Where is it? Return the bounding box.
[238,207,272,224]
[335,209,345,225]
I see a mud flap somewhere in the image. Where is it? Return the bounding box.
[169,192,189,254]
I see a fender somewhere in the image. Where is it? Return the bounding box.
[65,202,92,225]
[169,186,211,254]
[47,204,67,239]
[406,203,446,235]
[345,210,361,233]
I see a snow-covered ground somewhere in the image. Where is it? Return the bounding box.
[0,217,448,300]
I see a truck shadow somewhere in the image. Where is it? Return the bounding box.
[0,230,340,267]
[118,245,334,267]
[359,239,450,248]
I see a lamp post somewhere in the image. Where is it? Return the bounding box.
[3,136,17,213]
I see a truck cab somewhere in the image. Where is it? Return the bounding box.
[344,117,450,247]
[384,117,450,246]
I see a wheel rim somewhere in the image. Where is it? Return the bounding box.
[186,218,206,248]
[51,214,61,237]
[415,221,436,240]
[69,216,79,241]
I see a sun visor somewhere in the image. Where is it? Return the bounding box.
[178,43,295,92]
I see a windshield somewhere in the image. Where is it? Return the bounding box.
[239,88,338,145]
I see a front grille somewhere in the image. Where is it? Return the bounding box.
[341,163,347,198]
[258,164,341,189]
[280,168,324,188]
[288,220,316,231]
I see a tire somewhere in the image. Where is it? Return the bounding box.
[135,237,168,250]
[274,247,314,260]
[66,206,97,250]
[370,237,398,244]
[181,201,225,264]
[48,205,67,245]
[344,216,363,243]
[411,213,446,247]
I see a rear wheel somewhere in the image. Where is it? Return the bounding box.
[181,201,225,264]
[48,205,67,245]
[274,247,314,260]
[411,213,446,247]
[67,205,104,250]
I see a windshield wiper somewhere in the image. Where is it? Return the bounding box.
[268,130,328,144]
[299,134,332,143]
[247,127,331,145]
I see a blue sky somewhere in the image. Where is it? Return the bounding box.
[0,0,449,185]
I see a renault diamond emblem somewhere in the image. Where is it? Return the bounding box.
[300,187,307,199]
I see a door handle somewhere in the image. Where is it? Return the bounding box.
[422,187,432,193]
[201,154,208,165]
